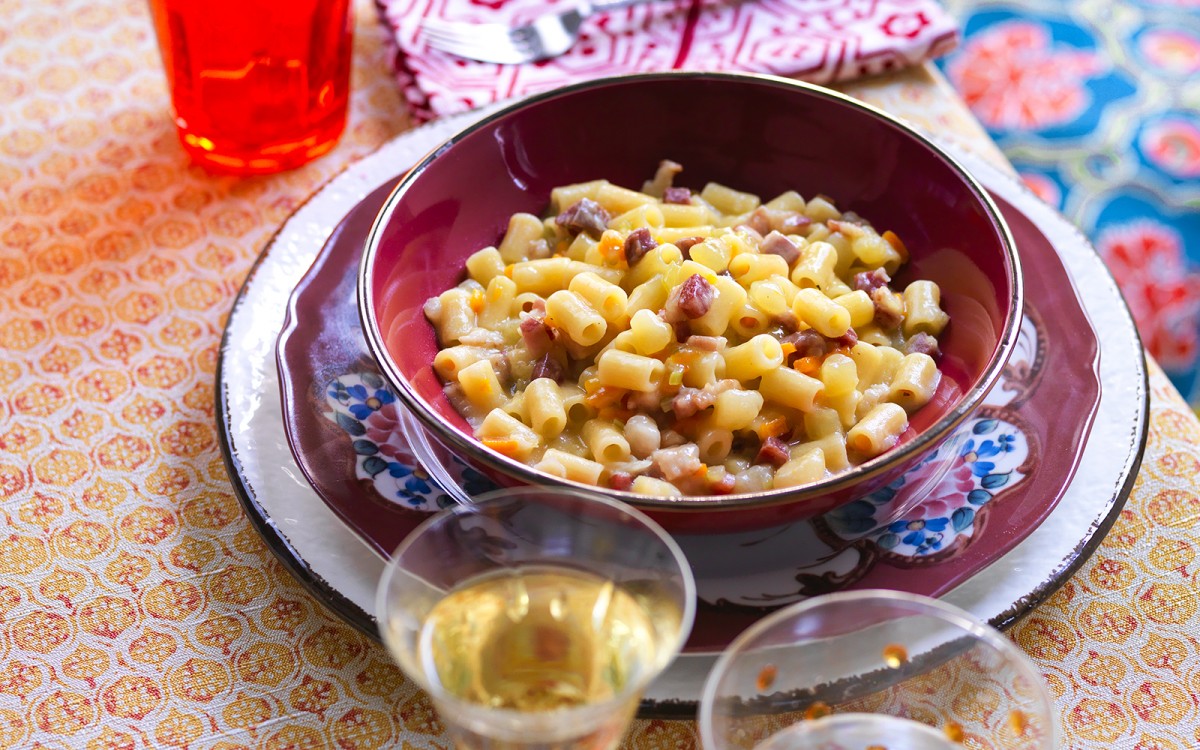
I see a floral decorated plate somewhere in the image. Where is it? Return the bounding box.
[217,107,1148,716]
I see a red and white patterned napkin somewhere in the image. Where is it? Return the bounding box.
[375,0,959,120]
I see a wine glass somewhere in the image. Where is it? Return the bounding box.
[698,590,1055,750]
[376,487,696,750]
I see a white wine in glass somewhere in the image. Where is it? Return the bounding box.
[419,565,672,712]
[377,488,695,750]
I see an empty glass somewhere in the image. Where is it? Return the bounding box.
[699,590,1055,750]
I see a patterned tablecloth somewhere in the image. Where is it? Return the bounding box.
[0,1,1197,748]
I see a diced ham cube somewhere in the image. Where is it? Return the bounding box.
[761,231,800,265]
[555,198,610,238]
[623,227,657,266]
[906,332,941,357]
[755,436,791,468]
[665,274,715,320]
[663,186,692,205]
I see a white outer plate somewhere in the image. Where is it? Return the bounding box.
[216,106,1147,715]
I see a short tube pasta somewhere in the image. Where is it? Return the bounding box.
[498,212,547,263]
[791,241,838,290]
[846,402,909,458]
[569,272,628,324]
[545,289,607,346]
[903,280,950,337]
[628,309,673,355]
[888,353,941,411]
[457,360,505,412]
[582,419,632,464]
[476,409,541,461]
[711,389,764,431]
[525,377,567,438]
[724,334,784,381]
[535,448,604,485]
[774,447,826,488]
[793,288,852,338]
[596,349,663,392]
[696,426,734,464]
[759,367,824,412]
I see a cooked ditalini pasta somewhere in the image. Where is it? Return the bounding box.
[610,203,665,232]
[804,406,844,440]
[628,309,674,355]
[596,349,663,392]
[546,289,606,346]
[479,276,517,329]
[759,367,824,412]
[551,179,606,213]
[498,212,547,263]
[595,182,656,214]
[623,244,683,289]
[774,447,826,488]
[424,162,951,494]
[749,280,789,317]
[691,275,747,337]
[559,383,590,426]
[888,353,941,411]
[683,350,725,388]
[701,182,759,214]
[805,195,840,222]
[426,288,476,344]
[582,419,632,464]
[729,252,790,286]
[625,274,669,316]
[766,190,806,213]
[688,237,731,271]
[833,290,875,328]
[805,432,850,471]
[525,377,567,438]
[659,203,712,228]
[696,426,734,464]
[466,246,505,284]
[847,402,909,458]
[569,272,628,324]
[819,353,858,398]
[791,241,838,290]
[903,280,950,337]
[825,389,862,429]
[723,334,784,381]
[847,341,883,390]
[793,288,851,338]
[433,345,492,382]
[631,475,682,497]
[711,389,764,431]
[457,360,505,411]
[500,392,527,422]
[476,409,541,461]
[535,448,604,485]
[730,303,770,338]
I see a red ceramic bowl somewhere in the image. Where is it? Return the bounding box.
[359,72,1022,534]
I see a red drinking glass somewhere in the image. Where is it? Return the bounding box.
[148,0,353,175]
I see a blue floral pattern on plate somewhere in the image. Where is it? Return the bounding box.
[323,372,459,511]
[825,416,1029,559]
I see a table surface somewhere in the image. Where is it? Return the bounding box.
[1,1,1198,748]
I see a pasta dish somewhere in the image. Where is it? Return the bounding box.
[423,162,949,496]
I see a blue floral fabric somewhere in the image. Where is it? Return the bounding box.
[937,0,1200,411]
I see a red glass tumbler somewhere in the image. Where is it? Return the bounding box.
[148,0,354,175]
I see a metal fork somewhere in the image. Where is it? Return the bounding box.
[420,0,654,65]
